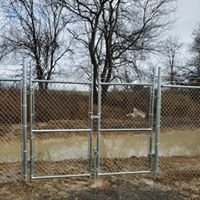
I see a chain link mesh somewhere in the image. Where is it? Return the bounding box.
[1,79,200,182]
[160,87,200,178]
[0,81,22,183]
[33,83,90,129]
[99,85,152,174]
[33,132,89,177]
[32,83,91,177]
[101,86,150,129]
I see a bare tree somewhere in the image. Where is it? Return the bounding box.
[163,35,182,85]
[187,25,200,85]
[62,0,176,102]
[0,0,73,89]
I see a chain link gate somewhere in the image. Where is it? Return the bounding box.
[94,67,161,177]
[29,68,94,179]
[28,66,161,180]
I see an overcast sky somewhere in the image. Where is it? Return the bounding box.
[172,0,200,47]
[0,0,200,77]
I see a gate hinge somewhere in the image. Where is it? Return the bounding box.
[91,115,100,119]
[150,153,155,158]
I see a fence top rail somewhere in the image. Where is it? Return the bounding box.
[32,80,92,85]
[100,82,153,87]
[0,78,22,82]
[162,84,200,89]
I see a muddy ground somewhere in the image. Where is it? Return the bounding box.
[0,174,200,200]
[0,122,200,199]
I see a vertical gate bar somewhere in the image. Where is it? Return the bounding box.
[32,86,36,177]
[147,67,156,170]
[154,67,162,178]
[96,66,102,178]
[88,65,94,174]
[20,79,23,179]
[29,64,33,179]
[22,58,27,180]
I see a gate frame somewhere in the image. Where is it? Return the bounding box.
[28,65,161,180]
[95,67,161,177]
[0,62,162,182]
[29,68,94,180]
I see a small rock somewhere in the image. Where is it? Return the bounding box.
[140,178,154,187]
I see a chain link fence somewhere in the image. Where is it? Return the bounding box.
[0,75,200,183]
[0,80,22,183]
[159,85,200,178]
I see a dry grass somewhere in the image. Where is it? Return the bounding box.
[0,87,200,127]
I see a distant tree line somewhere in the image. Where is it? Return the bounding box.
[162,25,200,86]
[187,25,200,86]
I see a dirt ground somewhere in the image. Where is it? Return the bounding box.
[0,122,200,199]
[0,174,200,200]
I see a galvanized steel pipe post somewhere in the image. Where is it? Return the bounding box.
[22,58,27,180]
[88,65,94,174]
[29,64,34,179]
[154,67,162,178]
[148,67,156,170]
[95,66,102,179]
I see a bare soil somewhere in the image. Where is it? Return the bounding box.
[0,120,200,199]
[0,156,200,200]
[0,174,200,200]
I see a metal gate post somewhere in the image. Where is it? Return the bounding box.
[147,67,156,170]
[154,67,162,178]
[22,58,27,180]
[88,65,94,174]
[95,66,102,179]
[29,64,34,179]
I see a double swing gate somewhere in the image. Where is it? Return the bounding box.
[0,64,162,182]
[28,67,161,180]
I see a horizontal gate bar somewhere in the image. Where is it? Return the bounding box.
[32,80,92,85]
[32,129,91,133]
[32,173,91,180]
[99,128,152,132]
[0,78,21,81]
[98,170,151,176]
[100,82,153,86]
[161,84,200,89]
